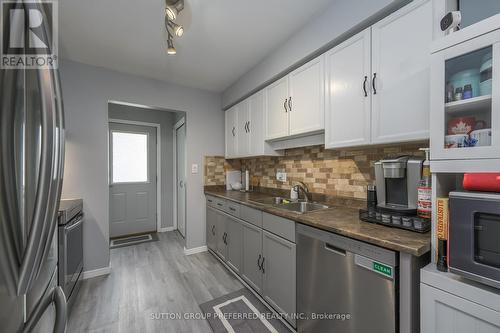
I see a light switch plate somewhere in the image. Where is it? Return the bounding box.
[276,171,287,182]
[191,164,199,174]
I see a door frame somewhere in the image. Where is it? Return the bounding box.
[173,117,186,235]
[108,118,162,233]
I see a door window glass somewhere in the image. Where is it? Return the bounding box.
[112,131,148,183]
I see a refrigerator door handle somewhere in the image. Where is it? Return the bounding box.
[37,68,65,286]
[22,286,67,333]
[0,68,22,295]
[18,66,57,295]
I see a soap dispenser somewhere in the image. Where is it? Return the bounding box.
[290,186,299,201]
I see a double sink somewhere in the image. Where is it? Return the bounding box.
[249,196,329,214]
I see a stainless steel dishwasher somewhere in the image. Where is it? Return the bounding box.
[297,223,398,333]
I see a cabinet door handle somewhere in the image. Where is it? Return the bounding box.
[232,127,235,137]
[284,98,288,113]
[247,121,250,133]
[261,256,265,273]
[257,254,262,271]
[245,122,249,133]
[372,73,377,95]
[288,97,292,111]
[363,75,368,97]
[212,225,215,236]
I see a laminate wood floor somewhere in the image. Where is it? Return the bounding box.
[68,231,243,333]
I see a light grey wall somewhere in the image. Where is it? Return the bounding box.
[222,0,407,108]
[60,60,224,272]
[108,103,179,229]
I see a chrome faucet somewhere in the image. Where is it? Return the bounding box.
[293,181,311,202]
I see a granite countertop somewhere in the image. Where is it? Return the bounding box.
[205,189,431,257]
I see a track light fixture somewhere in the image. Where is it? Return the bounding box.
[165,0,184,55]
[167,37,176,55]
[168,20,184,37]
[165,6,178,20]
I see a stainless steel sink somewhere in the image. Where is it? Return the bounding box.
[249,196,329,214]
[249,197,291,205]
[277,201,329,214]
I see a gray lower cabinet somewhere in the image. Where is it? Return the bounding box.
[206,196,297,327]
[216,213,227,260]
[206,206,217,251]
[226,215,243,274]
[241,220,263,293]
[421,265,500,333]
[262,230,297,327]
[421,284,500,332]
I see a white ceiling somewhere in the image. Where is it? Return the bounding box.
[59,0,334,92]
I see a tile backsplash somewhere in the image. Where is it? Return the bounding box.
[204,142,427,199]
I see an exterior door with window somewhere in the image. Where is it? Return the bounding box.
[109,122,157,238]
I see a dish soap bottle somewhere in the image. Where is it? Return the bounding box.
[417,148,432,220]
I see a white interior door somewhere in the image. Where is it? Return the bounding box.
[176,123,186,237]
[109,123,157,238]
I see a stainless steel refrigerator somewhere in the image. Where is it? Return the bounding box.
[0,2,67,332]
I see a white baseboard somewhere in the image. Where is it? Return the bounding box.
[158,226,176,232]
[82,266,111,280]
[184,245,208,256]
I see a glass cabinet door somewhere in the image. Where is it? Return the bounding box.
[444,46,492,149]
[431,29,500,161]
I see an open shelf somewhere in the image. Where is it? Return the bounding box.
[445,95,492,114]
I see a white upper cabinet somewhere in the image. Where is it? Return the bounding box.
[225,106,238,158]
[265,77,289,140]
[371,0,432,144]
[248,90,275,156]
[325,28,372,149]
[228,0,433,153]
[237,100,250,157]
[265,56,325,140]
[225,90,281,159]
[289,56,325,136]
[430,29,500,163]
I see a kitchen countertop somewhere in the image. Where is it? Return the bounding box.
[205,189,431,257]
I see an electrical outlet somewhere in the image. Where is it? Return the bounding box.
[276,171,287,182]
[191,164,199,174]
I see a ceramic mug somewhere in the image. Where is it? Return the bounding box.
[470,129,492,147]
[445,134,468,148]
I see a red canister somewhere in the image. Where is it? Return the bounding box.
[463,173,500,192]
